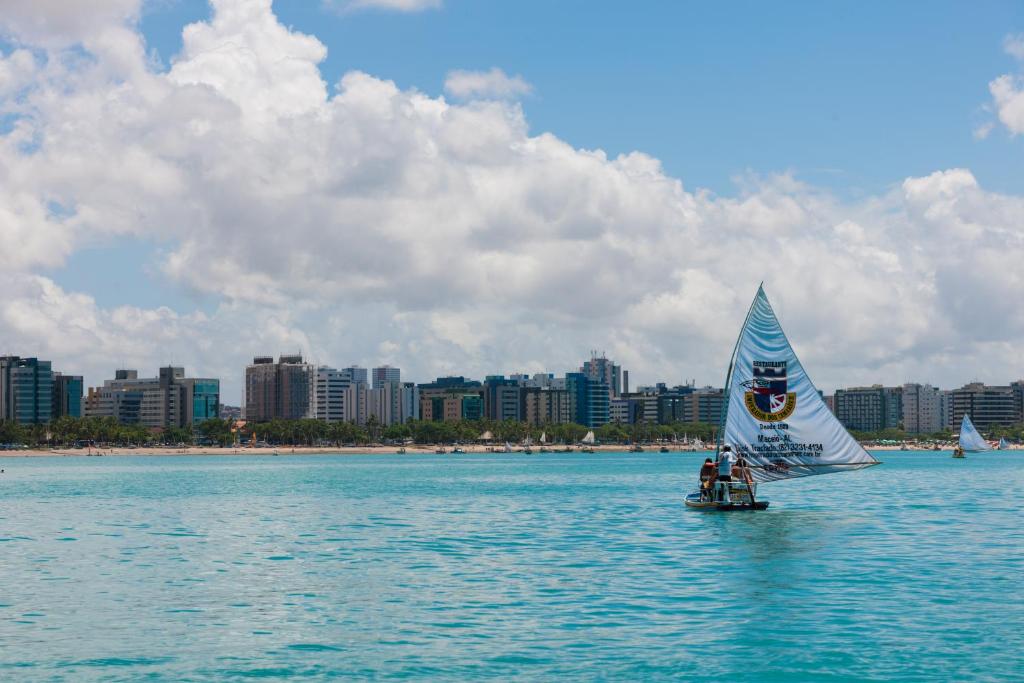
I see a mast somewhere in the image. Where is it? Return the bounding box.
[716,283,764,455]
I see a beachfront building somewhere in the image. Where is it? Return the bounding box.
[682,386,726,424]
[581,352,623,399]
[483,376,523,422]
[417,377,483,423]
[523,387,571,426]
[244,355,315,422]
[902,383,943,434]
[0,356,54,425]
[948,382,1020,429]
[52,373,83,419]
[833,385,903,432]
[565,372,610,429]
[85,367,220,429]
[420,394,481,422]
[399,382,420,423]
[315,366,350,423]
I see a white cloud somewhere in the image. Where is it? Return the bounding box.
[444,67,533,100]
[982,33,1024,135]
[1005,34,1024,61]
[1,0,1024,403]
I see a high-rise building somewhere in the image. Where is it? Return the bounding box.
[833,385,903,432]
[399,382,419,423]
[948,383,1020,429]
[683,386,725,424]
[315,366,350,422]
[581,353,623,398]
[483,376,522,422]
[902,383,943,434]
[371,366,400,389]
[244,355,315,422]
[85,366,219,428]
[52,373,83,419]
[523,387,570,425]
[420,393,480,422]
[565,372,610,428]
[0,356,54,424]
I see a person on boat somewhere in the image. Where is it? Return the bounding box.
[716,445,736,502]
[699,457,716,500]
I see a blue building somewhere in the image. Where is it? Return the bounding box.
[53,373,84,418]
[0,356,54,425]
[565,372,610,429]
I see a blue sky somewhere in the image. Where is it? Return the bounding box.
[3,0,1024,398]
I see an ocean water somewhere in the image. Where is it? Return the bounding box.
[0,451,1021,682]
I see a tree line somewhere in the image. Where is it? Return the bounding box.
[0,416,720,447]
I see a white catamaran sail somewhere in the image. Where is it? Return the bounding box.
[958,415,991,453]
[581,431,596,445]
[998,437,1010,450]
[720,286,880,482]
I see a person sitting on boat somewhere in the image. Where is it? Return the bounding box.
[699,457,716,500]
[716,446,737,502]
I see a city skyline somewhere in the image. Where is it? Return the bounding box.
[6,346,1024,408]
[2,1,1024,406]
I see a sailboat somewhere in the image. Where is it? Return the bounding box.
[580,430,596,453]
[539,431,550,453]
[998,437,1010,450]
[685,285,880,510]
[955,415,990,457]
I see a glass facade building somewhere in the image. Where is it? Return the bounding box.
[0,356,54,425]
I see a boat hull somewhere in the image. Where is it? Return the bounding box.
[685,492,768,511]
[684,484,768,511]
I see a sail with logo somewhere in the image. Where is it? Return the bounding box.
[720,285,879,483]
[958,415,991,453]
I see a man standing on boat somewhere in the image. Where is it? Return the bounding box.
[716,445,736,503]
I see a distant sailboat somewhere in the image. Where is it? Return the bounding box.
[686,285,880,510]
[998,437,1010,450]
[581,431,596,445]
[539,431,547,444]
[958,415,991,454]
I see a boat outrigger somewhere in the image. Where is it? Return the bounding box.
[686,285,880,510]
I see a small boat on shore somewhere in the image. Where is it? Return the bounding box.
[629,444,644,453]
[686,285,879,511]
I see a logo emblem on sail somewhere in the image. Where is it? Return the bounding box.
[742,360,796,422]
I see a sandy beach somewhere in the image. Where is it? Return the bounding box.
[3,443,965,457]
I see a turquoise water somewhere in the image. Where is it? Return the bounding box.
[0,451,1021,681]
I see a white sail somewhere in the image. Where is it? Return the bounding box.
[998,437,1010,450]
[722,286,879,482]
[958,415,991,453]
[540,431,547,444]
[581,431,596,445]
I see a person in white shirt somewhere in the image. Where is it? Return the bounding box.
[716,445,737,502]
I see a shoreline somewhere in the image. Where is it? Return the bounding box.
[1,443,982,458]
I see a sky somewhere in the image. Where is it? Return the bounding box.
[1,0,1024,404]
